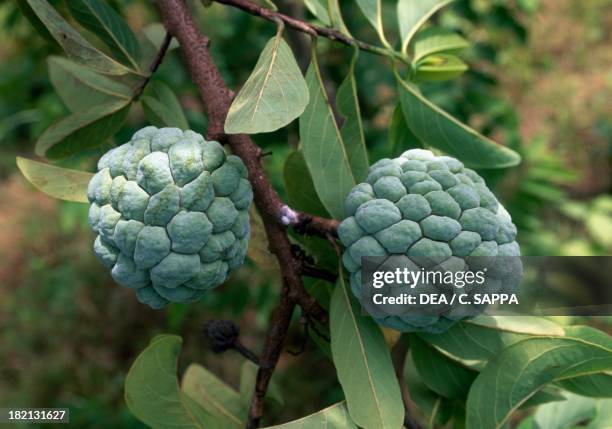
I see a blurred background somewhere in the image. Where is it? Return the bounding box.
[0,0,610,427]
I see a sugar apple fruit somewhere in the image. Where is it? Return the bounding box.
[87,126,253,309]
[338,149,521,333]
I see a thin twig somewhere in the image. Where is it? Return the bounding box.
[234,341,261,365]
[300,264,338,283]
[307,315,330,343]
[213,0,408,64]
[283,207,340,239]
[133,32,173,99]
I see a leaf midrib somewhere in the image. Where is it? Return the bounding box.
[76,0,140,70]
[470,337,612,428]
[251,33,283,122]
[310,54,356,188]
[191,379,242,426]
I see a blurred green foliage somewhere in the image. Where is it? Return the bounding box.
[0,0,610,427]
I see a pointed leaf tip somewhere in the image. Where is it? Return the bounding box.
[396,76,521,168]
[225,34,309,134]
[16,157,93,203]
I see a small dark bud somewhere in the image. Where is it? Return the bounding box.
[203,320,240,353]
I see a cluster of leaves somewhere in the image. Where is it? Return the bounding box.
[12,0,612,428]
[15,0,523,200]
[413,1,609,257]
[16,0,187,164]
[223,0,521,218]
[126,314,612,428]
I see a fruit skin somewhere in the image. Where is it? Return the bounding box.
[338,149,521,333]
[87,126,253,309]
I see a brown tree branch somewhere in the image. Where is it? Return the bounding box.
[213,0,408,63]
[157,1,330,427]
[247,285,295,429]
[157,0,337,295]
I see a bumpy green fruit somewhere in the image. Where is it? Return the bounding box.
[339,149,520,333]
[87,126,253,309]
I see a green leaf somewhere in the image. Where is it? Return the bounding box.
[16,0,61,51]
[48,56,132,112]
[516,416,535,429]
[517,0,540,14]
[564,325,612,349]
[0,110,42,142]
[404,353,457,427]
[23,0,131,75]
[415,53,468,81]
[588,399,612,428]
[261,402,357,428]
[142,23,179,52]
[141,81,189,130]
[412,26,470,64]
[533,392,597,429]
[35,99,131,159]
[283,150,330,218]
[305,279,334,312]
[356,0,389,47]
[336,50,369,182]
[404,353,444,417]
[409,339,563,415]
[330,272,404,429]
[556,326,612,397]
[304,0,350,35]
[125,335,221,429]
[181,364,245,428]
[328,0,351,36]
[389,103,423,156]
[67,0,141,70]
[467,315,565,335]
[239,361,284,408]
[300,53,357,219]
[521,387,566,409]
[397,0,454,54]
[466,337,612,429]
[411,336,477,400]
[418,316,565,365]
[225,29,309,134]
[304,0,331,25]
[16,157,93,203]
[137,24,176,73]
[396,74,521,168]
